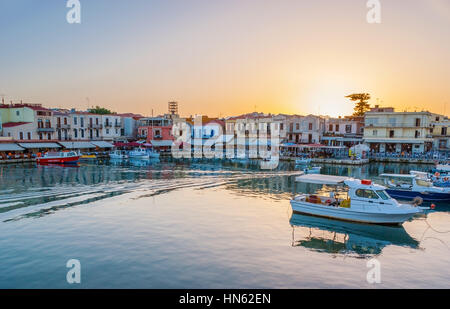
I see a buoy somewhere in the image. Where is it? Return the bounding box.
[431,204,436,210]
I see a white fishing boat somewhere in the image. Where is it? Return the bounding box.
[290,174,424,225]
[128,148,150,160]
[109,150,128,160]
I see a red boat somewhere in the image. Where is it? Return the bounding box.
[36,151,80,164]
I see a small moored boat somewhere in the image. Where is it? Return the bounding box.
[295,158,312,165]
[109,150,128,160]
[290,174,424,225]
[128,148,150,160]
[380,173,450,202]
[37,151,80,164]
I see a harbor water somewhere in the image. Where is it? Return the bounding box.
[0,160,449,288]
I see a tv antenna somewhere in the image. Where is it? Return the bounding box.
[0,94,5,105]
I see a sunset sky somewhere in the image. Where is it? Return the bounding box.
[0,0,449,117]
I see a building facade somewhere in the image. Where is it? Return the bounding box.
[363,110,435,154]
[321,116,364,147]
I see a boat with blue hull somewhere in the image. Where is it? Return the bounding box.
[380,173,450,202]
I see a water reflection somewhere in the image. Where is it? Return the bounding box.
[290,213,420,257]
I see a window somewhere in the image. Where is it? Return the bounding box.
[329,124,333,131]
[47,133,51,140]
[106,129,110,134]
[415,130,420,138]
[415,118,421,127]
[39,134,43,140]
[373,130,378,136]
[356,189,379,199]
[376,190,390,200]
[389,130,395,138]
[345,125,352,134]
[64,118,67,125]
[16,111,20,116]
[74,117,78,125]
[280,123,284,130]
[442,127,448,136]
[335,124,339,131]
[80,129,84,138]
[19,132,24,140]
[309,123,313,130]
[80,118,84,127]
[74,129,78,138]
[296,123,300,130]
[27,132,31,140]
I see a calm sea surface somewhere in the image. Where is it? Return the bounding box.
[0,159,449,288]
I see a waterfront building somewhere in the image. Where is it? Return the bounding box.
[101,114,123,142]
[430,115,450,154]
[138,115,174,152]
[322,116,364,147]
[0,103,55,141]
[363,108,437,154]
[286,115,324,144]
[53,110,71,141]
[69,111,91,141]
[116,113,143,141]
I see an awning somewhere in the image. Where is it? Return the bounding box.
[114,142,142,147]
[151,140,174,147]
[90,141,114,148]
[0,143,25,151]
[295,174,351,185]
[18,143,61,149]
[58,142,96,149]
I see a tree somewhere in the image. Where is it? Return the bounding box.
[88,106,113,115]
[346,93,371,116]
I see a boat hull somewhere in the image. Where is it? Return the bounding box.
[386,189,450,202]
[37,156,80,164]
[290,200,418,225]
[129,155,150,160]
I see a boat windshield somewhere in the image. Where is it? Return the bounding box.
[376,190,390,200]
[416,179,433,187]
[355,189,379,199]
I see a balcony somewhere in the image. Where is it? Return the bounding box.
[153,135,163,140]
[37,127,55,133]
[104,123,113,128]
[89,124,103,129]
[114,122,122,128]
[57,124,71,129]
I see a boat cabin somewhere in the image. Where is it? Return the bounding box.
[294,174,398,209]
[380,174,433,190]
